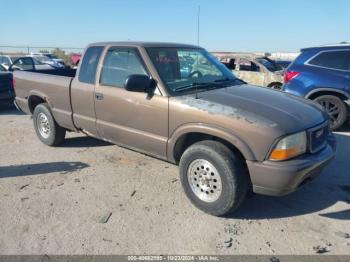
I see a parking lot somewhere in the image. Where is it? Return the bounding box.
[0,103,349,255]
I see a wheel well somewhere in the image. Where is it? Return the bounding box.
[267,82,282,88]
[173,132,246,164]
[308,90,348,101]
[28,95,45,113]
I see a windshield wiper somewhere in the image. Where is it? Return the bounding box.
[174,82,213,92]
[214,78,246,85]
[174,78,246,93]
[214,77,231,82]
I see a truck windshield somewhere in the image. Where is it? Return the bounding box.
[147,47,240,93]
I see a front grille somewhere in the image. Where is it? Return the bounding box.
[308,122,329,153]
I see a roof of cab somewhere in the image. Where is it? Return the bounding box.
[88,41,200,49]
[301,43,350,52]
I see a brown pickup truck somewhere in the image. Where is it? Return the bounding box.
[14,42,336,216]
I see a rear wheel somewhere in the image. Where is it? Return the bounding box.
[314,95,347,130]
[179,140,249,216]
[33,103,66,146]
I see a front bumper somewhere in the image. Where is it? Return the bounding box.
[247,134,336,196]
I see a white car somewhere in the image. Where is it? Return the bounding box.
[0,55,13,70]
[10,57,55,71]
[0,64,7,71]
[42,54,65,66]
[27,54,64,68]
[30,52,65,66]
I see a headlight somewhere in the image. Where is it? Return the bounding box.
[269,131,307,161]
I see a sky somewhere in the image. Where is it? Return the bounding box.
[1,0,350,52]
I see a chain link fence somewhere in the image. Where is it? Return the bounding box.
[0,45,83,54]
[0,45,84,66]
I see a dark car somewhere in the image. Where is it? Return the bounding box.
[275,60,292,70]
[283,44,350,130]
[0,64,14,102]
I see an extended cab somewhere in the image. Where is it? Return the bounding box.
[14,42,336,216]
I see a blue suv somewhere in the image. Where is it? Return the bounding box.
[283,45,350,130]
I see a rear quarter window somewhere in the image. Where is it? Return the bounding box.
[308,50,350,71]
[78,46,104,84]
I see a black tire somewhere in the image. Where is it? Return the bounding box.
[268,82,282,90]
[314,95,347,130]
[33,103,66,146]
[179,140,249,216]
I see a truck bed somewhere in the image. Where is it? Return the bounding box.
[24,68,76,77]
[14,69,76,130]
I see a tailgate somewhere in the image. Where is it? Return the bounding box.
[0,73,13,91]
[0,73,14,99]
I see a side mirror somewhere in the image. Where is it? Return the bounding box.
[124,74,156,93]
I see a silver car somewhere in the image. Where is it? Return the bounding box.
[10,57,55,71]
[0,55,13,70]
[29,55,64,68]
[213,53,284,89]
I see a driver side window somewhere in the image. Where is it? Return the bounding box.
[100,48,148,88]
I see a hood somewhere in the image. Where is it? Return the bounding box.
[193,84,327,133]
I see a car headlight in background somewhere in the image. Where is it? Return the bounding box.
[269,131,307,161]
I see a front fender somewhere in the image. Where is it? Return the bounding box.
[167,123,256,163]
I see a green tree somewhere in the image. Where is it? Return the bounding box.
[39,49,50,54]
[51,48,71,66]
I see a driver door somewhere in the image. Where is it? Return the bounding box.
[94,47,168,159]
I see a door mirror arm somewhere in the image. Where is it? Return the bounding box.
[146,78,157,93]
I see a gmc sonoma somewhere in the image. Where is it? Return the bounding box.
[13,42,336,216]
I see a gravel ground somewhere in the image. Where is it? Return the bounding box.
[0,103,349,255]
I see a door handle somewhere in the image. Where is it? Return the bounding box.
[95,92,104,100]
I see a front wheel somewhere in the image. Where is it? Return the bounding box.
[33,103,66,146]
[314,95,347,130]
[179,140,249,216]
